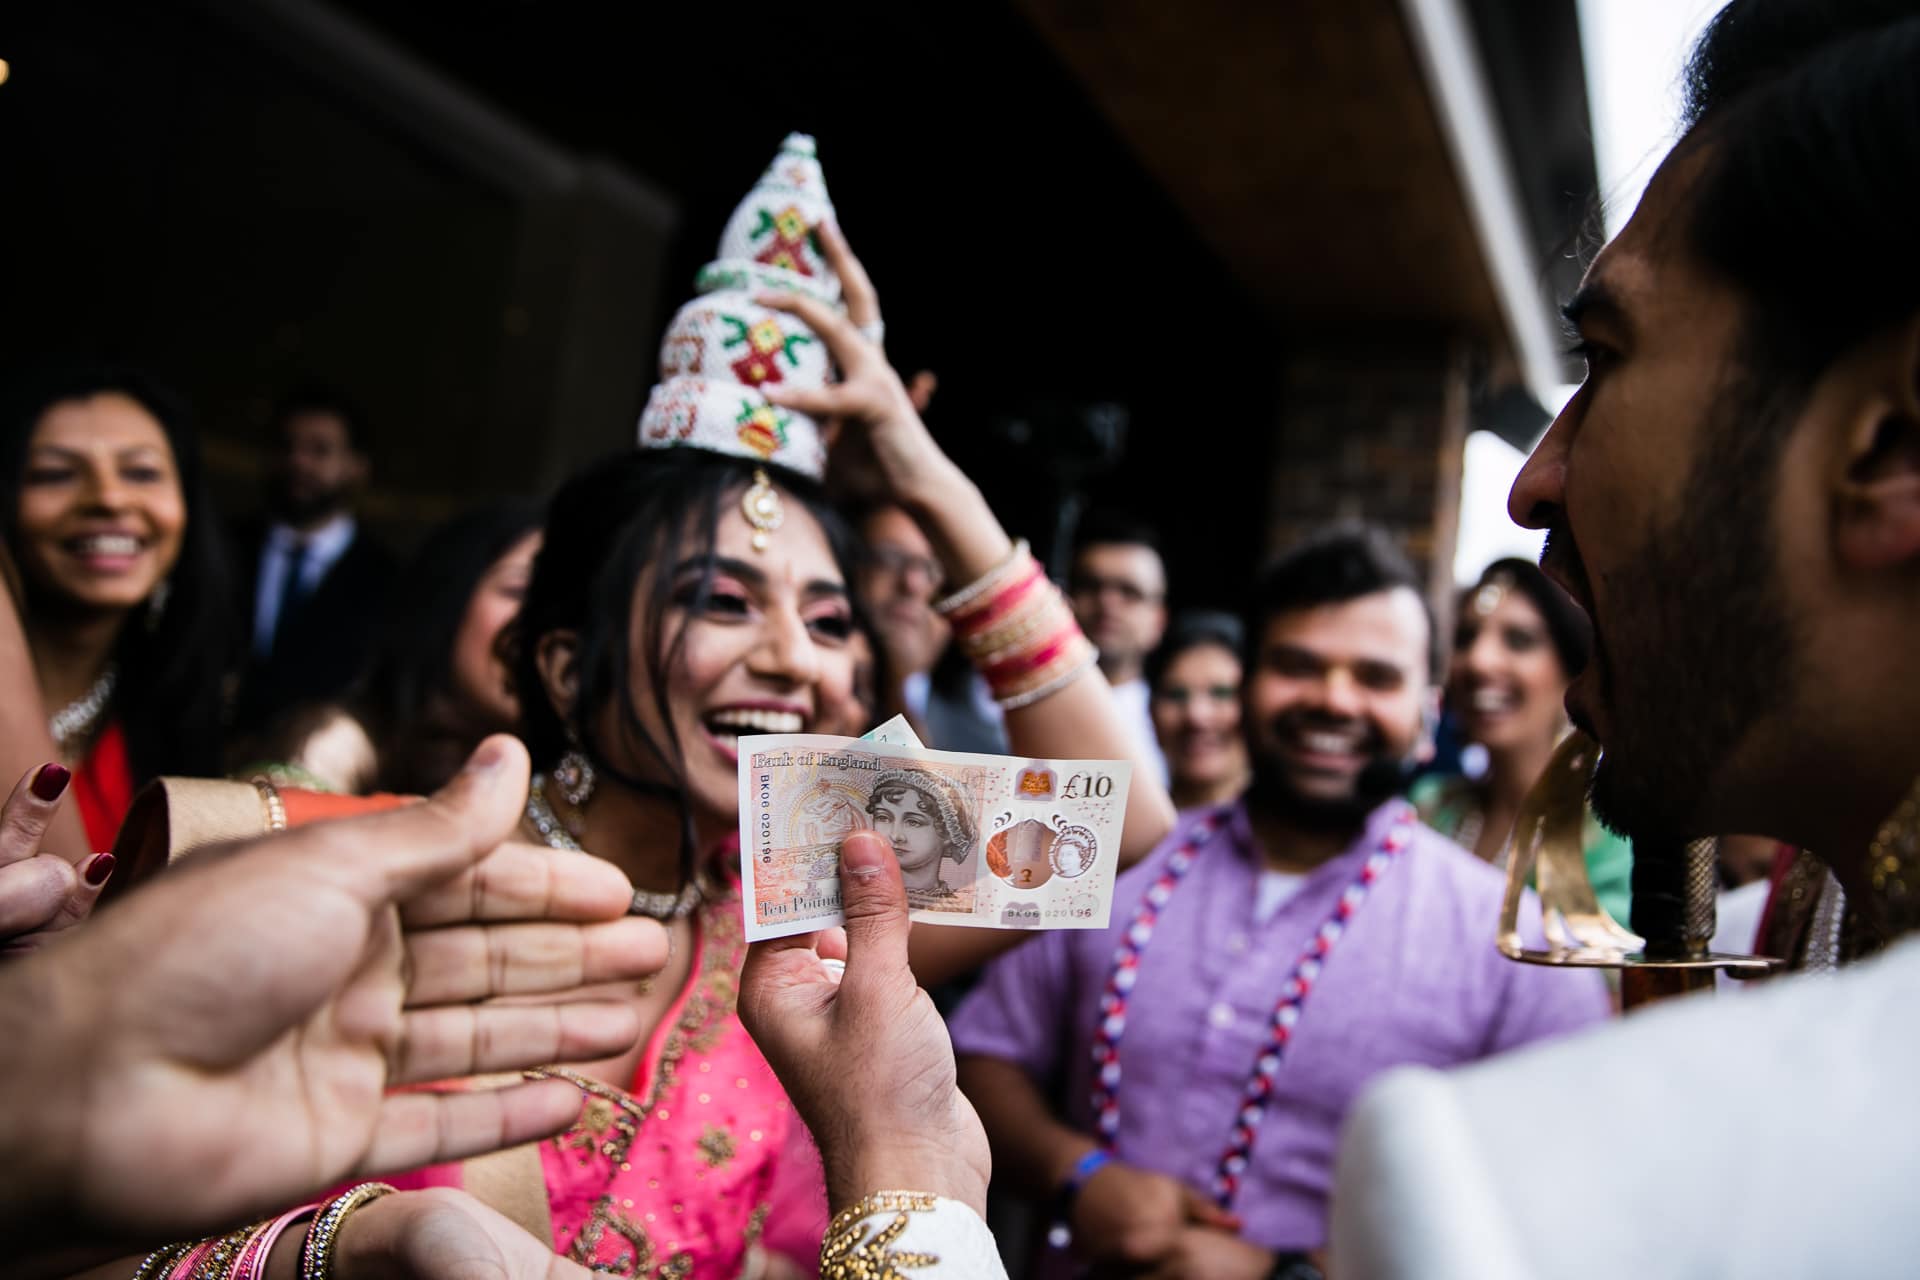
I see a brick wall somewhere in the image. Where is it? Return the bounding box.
[1264,342,1469,627]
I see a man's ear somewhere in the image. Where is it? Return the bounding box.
[534,630,582,721]
[1834,313,1920,571]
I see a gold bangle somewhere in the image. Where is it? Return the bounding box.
[228,1218,281,1280]
[966,593,1078,667]
[299,1182,394,1280]
[250,776,288,833]
[997,645,1100,711]
[978,612,1090,689]
[946,559,1047,638]
[958,583,1070,662]
[194,1226,259,1280]
[933,539,1031,616]
[131,1243,196,1280]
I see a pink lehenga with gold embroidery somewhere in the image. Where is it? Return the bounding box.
[377,879,828,1277]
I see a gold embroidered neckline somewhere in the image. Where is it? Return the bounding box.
[527,887,752,1278]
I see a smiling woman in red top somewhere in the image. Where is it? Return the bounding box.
[0,368,233,853]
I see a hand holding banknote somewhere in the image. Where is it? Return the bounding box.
[738,723,1132,940]
[738,828,991,1216]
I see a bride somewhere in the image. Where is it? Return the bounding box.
[114,214,1171,1278]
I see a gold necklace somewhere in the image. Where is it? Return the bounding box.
[524,775,703,922]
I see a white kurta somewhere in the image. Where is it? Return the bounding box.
[822,1195,1006,1279]
[1332,937,1920,1279]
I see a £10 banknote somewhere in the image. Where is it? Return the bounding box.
[737,726,1132,941]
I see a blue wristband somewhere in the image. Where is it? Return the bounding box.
[1047,1148,1116,1252]
[1058,1147,1114,1204]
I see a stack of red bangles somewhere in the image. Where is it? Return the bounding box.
[937,539,1098,710]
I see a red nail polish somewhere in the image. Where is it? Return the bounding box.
[84,853,114,886]
[30,763,70,802]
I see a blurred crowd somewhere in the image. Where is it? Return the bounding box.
[3,1,1918,1278]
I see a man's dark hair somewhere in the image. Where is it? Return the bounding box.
[1678,0,1920,403]
[1071,510,1162,561]
[1246,524,1436,678]
[273,384,368,453]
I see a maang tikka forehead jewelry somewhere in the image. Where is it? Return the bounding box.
[742,467,785,551]
[1470,574,1513,618]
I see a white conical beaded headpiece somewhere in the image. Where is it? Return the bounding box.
[638,133,839,501]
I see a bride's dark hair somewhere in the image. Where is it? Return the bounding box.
[508,448,863,882]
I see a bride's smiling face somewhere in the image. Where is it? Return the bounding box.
[608,494,857,827]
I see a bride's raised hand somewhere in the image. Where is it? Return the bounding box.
[757,222,959,511]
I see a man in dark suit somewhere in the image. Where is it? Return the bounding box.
[233,388,395,735]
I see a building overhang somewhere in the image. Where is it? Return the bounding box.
[1016,0,1595,443]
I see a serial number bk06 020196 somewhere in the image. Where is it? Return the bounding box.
[757,771,775,866]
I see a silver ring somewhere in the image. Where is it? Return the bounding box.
[857,319,885,347]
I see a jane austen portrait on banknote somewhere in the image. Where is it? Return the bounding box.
[865,766,977,908]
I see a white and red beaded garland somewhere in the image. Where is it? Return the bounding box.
[1086,804,1416,1209]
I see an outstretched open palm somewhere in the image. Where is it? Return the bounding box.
[6,737,666,1249]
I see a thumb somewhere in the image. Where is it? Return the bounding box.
[837,829,910,981]
[332,735,531,904]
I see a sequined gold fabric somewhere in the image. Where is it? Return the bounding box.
[1869,774,1920,939]
[520,888,800,1277]
[822,1193,943,1280]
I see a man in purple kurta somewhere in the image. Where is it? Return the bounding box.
[952,526,1610,1279]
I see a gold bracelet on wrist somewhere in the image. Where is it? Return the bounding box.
[997,646,1100,710]
[250,776,288,832]
[131,1221,259,1280]
[196,1226,259,1280]
[131,1243,196,1280]
[968,593,1079,669]
[959,585,1069,663]
[934,539,1030,616]
[299,1182,394,1280]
